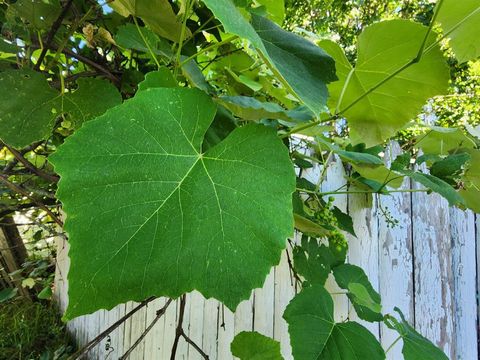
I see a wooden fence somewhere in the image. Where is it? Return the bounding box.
[54,147,479,360]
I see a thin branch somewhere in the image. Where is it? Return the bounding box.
[70,297,156,360]
[181,332,209,360]
[119,298,173,360]
[34,0,75,70]
[2,141,44,173]
[170,295,186,360]
[0,174,62,227]
[169,295,210,359]
[4,144,58,183]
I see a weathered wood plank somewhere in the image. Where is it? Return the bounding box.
[347,191,381,337]
[450,208,477,360]
[378,144,414,359]
[216,305,235,360]
[412,187,455,359]
[253,269,275,337]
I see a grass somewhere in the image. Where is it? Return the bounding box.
[0,298,75,360]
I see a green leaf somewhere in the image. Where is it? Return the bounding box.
[293,238,334,286]
[137,68,178,92]
[0,69,59,148]
[109,0,187,42]
[0,37,19,54]
[6,0,61,30]
[255,0,285,24]
[417,127,475,155]
[436,0,480,63]
[333,264,383,321]
[231,331,283,360]
[460,149,480,212]
[323,20,449,146]
[283,285,385,360]
[0,288,17,303]
[218,96,301,121]
[63,78,122,129]
[331,206,356,237]
[400,169,465,207]
[38,286,53,299]
[115,23,173,57]
[385,308,448,360]
[201,0,336,116]
[49,88,295,320]
[430,153,470,182]
[181,55,214,93]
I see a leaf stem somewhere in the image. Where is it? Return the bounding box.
[133,16,161,69]
[385,335,402,354]
[296,188,429,196]
[174,0,194,77]
[180,35,239,68]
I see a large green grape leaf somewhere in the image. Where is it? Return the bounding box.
[0,70,121,148]
[385,308,448,360]
[201,0,336,116]
[0,69,60,148]
[109,0,187,42]
[62,78,122,129]
[283,285,385,360]
[6,0,61,30]
[49,87,295,320]
[436,0,480,63]
[321,20,449,146]
[231,331,284,360]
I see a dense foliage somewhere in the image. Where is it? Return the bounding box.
[1,0,479,358]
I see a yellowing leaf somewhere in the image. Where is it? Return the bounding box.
[110,0,188,42]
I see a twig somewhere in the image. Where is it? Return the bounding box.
[69,297,156,360]
[4,144,58,183]
[169,295,209,360]
[2,141,44,173]
[0,174,62,227]
[181,331,210,359]
[170,295,186,360]
[34,0,75,70]
[119,298,173,360]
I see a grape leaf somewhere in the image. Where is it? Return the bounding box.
[460,149,480,212]
[49,87,295,320]
[231,331,283,360]
[109,0,187,42]
[6,0,61,30]
[255,0,285,24]
[321,20,449,146]
[332,264,383,322]
[293,237,334,286]
[385,308,448,360]
[0,69,60,148]
[436,0,480,63]
[137,68,178,92]
[201,0,336,116]
[400,169,464,207]
[114,23,173,58]
[0,70,121,147]
[218,96,303,121]
[283,285,385,360]
[63,78,122,129]
[416,127,475,155]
